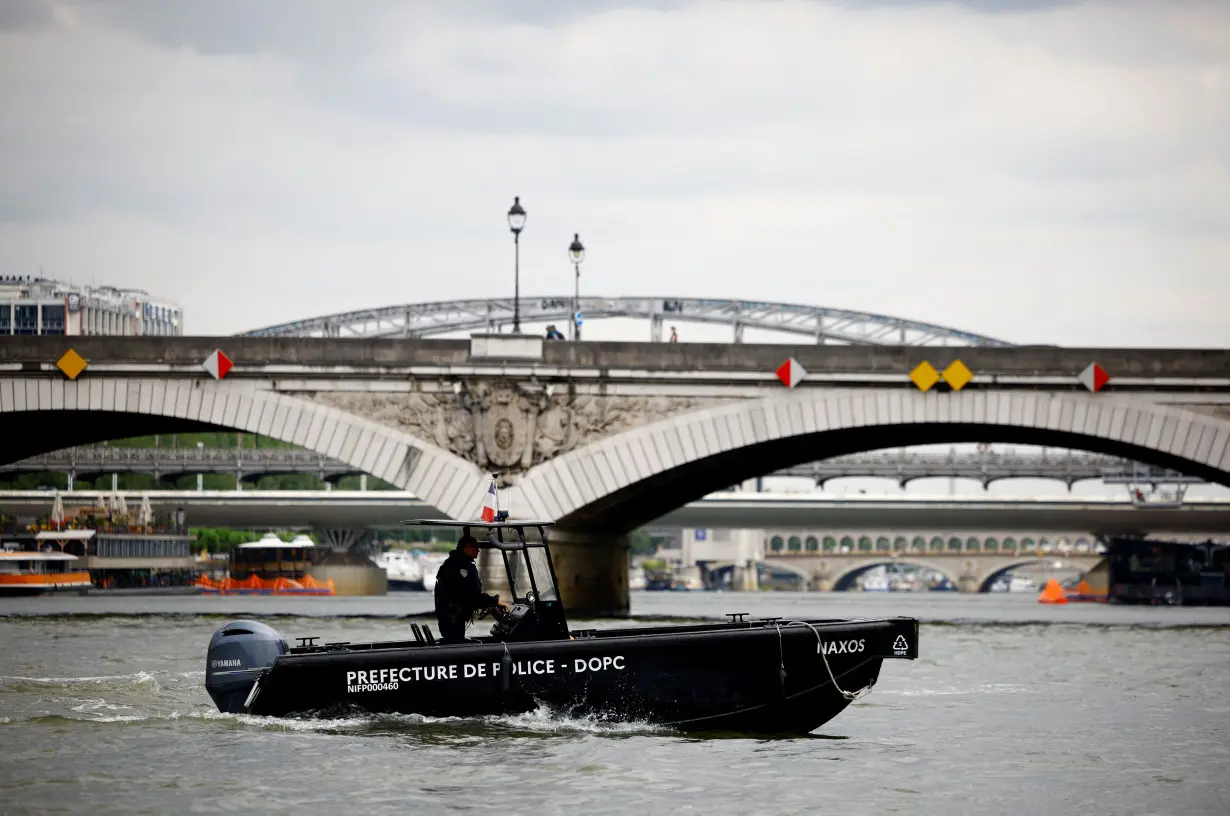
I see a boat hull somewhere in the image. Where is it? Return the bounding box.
[0,572,92,596]
[238,617,917,734]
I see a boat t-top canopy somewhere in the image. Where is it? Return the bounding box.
[401,519,555,551]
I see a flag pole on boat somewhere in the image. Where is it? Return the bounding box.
[490,472,510,521]
[481,475,500,522]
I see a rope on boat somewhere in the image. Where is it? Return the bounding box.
[773,621,874,702]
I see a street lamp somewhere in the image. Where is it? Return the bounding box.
[507,196,527,333]
[568,233,585,340]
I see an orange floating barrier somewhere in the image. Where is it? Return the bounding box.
[1065,578,1108,603]
[194,573,335,596]
[1037,578,1068,604]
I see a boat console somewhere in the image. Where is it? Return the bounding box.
[409,518,573,643]
[488,597,569,642]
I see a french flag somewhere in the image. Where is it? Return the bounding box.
[480,481,498,522]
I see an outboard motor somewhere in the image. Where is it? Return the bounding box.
[205,620,288,713]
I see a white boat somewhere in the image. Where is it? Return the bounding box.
[889,574,919,592]
[0,551,92,595]
[991,574,1039,593]
[374,549,425,591]
[861,569,891,592]
[1008,575,1038,593]
[418,552,448,593]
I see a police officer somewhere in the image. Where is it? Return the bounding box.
[433,534,508,642]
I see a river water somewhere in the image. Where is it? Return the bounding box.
[2,592,1229,815]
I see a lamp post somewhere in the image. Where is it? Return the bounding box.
[568,233,585,341]
[507,196,527,333]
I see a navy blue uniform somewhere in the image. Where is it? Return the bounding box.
[433,550,499,642]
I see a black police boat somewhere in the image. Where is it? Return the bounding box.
[206,520,919,734]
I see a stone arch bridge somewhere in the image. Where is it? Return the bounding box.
[1,336,1227,614]
[762,553,1104,593]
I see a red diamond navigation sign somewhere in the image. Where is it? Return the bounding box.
[203,349,233,380]
[1078,362,1109,393]
[776,357,807,388]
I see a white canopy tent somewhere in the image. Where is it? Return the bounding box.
[50,492,65,528]
[238,532,316,550]
[137,494,154,527]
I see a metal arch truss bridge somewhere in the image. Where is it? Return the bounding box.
[239,296,1014,346]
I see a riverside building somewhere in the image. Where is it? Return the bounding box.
[0,275,182,336]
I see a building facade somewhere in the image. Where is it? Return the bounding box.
[0,275,182,336]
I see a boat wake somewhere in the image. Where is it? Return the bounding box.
[0,670,664,736]
[878,683,1036,697]
[5,707,667,736]
[0,670,203,693]
[198,705,667,737]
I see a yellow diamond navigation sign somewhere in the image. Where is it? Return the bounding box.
[909,361,940,392]
[942,360,973,391]
[56,349,88,380]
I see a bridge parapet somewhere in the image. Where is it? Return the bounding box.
[1,336,1228,382]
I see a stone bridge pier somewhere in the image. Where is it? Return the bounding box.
[548,529,632,617]
[476,527,631,618]
[307,527,387,595]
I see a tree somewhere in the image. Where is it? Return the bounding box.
[628,528,656,556]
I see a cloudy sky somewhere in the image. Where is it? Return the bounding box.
[1,0,1228,346]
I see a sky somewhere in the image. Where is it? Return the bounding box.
[1,0,1228,346]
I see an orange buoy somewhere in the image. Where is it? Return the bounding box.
[1038,578,1068,604]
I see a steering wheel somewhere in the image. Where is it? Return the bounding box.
[477,596,500,620]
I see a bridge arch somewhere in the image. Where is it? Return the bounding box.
[976,559,1080,593]
[760,558,814,586]
[0,378,486,519]
[510,388,1230,532]
[820,558,962,592]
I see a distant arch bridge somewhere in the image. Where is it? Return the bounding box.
[762,553,1104,593]
[239,296,1014,346]
[2,446,1200,492]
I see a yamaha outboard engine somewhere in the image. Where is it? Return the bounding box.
[205,620,288,713]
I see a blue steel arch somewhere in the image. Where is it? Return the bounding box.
[239,296,1013,347]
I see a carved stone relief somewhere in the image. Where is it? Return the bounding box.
[303,382,729,479]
